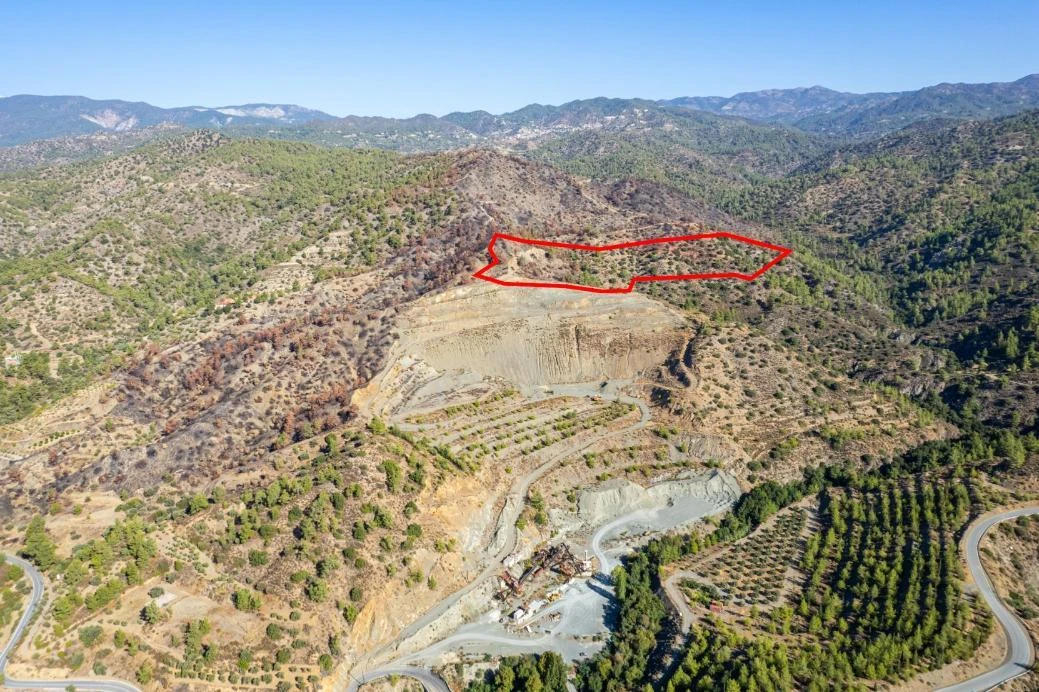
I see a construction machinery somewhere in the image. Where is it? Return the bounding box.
[497,543,583,600]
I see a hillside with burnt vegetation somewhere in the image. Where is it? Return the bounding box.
[1,103,1038,692]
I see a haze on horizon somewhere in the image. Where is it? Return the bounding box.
[2,0,1038,118]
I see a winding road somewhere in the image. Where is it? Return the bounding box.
[653,505,1039,692]
[343,390,653,690]
[3,473,1031,692]
[938,506,1039,692]
[347,667,450,692]
[356,405,633,661]
[1,553,140,691]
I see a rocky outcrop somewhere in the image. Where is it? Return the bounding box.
[577,470,740,526]
[391,283,691,388]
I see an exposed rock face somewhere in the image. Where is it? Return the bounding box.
[577,470,741,526]
[390,283,692,387]
[671,433,742,465]
[80,109,139,130]
[419,320,664,384]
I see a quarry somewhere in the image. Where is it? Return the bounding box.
[337,279,938,690]
[0,255,950,692]
[2,61,1038,691]
[0,258,951,692]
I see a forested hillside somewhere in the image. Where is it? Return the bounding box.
[528,110,1039,434]
[0,95,335,146]
[595,468,991,691]
[662,74,1039,137]
[0,133,453,424]
[737,112,1039,431]
[523,106,825,203]
[483,455,1011,692]
[1,98,1038,692]
[4,75,1037,158]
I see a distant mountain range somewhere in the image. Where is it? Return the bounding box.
[664,74,1039,135]
[2,74,1038,152]
[0,95,337,146]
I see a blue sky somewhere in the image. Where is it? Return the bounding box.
[3,0,1037,117]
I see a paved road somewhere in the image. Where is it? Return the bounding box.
[0,554,42,676]
[347,666,450,692]
[937,506,1039,692]
[340,388,648,685]
[341,393,653,689]
[1,553,140,692]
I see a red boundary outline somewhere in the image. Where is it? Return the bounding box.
[472,231,792,294]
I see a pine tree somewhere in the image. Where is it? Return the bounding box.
[21,515,57,570]
[1005,327,1020,359]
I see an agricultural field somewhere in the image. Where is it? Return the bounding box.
[0,382,125,480]
[682,506,809,608]
[656,471,995,689]
[402,390,639,467]
[569,441,698,484]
